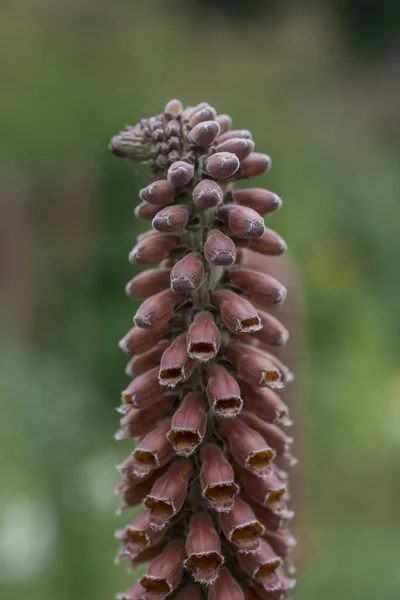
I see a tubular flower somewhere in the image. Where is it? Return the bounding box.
[111,99,296,599]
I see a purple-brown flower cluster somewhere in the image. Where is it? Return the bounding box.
[111,99,296,599]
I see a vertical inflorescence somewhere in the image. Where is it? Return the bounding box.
[111,100,296,600]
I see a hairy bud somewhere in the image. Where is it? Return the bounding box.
[167,160,195,186]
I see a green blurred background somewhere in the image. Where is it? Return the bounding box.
[1,0,399,598]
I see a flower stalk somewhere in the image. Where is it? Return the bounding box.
[111,99,296,599]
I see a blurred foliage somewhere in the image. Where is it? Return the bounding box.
[0,1,399,599]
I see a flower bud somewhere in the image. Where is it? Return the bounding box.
[134,289,184,329]
[131,420,174,477]
[187,311,220,361]
[135,201,160,220]
[152,204,192,233]
[185,513,224,584]
[109,132,149,161]
[125,340,170,377]
[204,229,237,266]
[231,188,282,215]
[253,310,289,346]
[144,459,193,529]
[167,392,206,456]
[175,585,203,600]
[217,129,252,143]
[159,333,195,388]
[117,393,174,439]
[139,539,186,598]
[200,444,239,512]
[240,153,271,178]
[122,366,161,408]
[237,540,282,586]
[207,567,244,600]
[215,137,255,160]
[164,98,183,118]
[119,324,170,355]
[192,179,223,208]
[206,364,242,417]
[167,161,194,186]
[240,467,288,508]
[188,120,220,147]
[248,228,287,256]
[219,496,264,554]
[205,152,240,179]
[126,269,172,299]
[229,268,287,306]
[170,252,205,293]
[237,379,290,426]
[225,343,285,390]
[129,233,180,265]
[189,105,217,127]
[116,510,167,560]
[217,204,266,238]
[212,290,262,333]
[219,418,275,478]
[139,179,175,205]
[215,114,232,134]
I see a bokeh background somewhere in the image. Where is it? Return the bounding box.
[1,1,399,598]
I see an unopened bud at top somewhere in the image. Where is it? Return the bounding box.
[188,120,220,147]
[167,160,194,186]
[205,152,240,179]
[164,98,183,118]
[189,105,217,127]
[192,179,223,208]
[215,137,255,160]
[240,152,271,178]
[140,179,175,205]
[215,114,232,135]
[217,129,252,143]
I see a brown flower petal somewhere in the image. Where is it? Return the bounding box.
[185,512,224,584]
[159,333,195,388]
[167,392,207,456]
[206,364,243,417]
[139,539,186,599]
[219,418,275,478]
[200,444,239,512]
